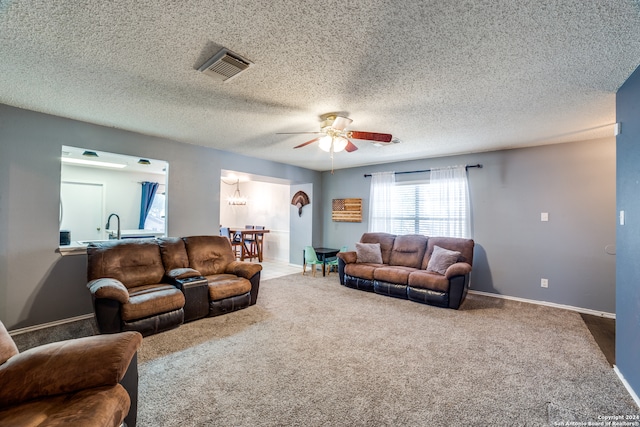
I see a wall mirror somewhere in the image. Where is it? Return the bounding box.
[60,145,168,244]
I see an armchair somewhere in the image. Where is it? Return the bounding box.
[0,321,142,427]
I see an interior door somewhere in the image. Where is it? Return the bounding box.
[60,181,104,242]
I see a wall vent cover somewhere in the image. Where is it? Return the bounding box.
[198,48,252,82]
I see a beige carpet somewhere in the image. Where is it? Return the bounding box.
[137,273,639,426]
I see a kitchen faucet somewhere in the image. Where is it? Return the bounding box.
[106,213,121,240]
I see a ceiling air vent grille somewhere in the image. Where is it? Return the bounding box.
[198,48,252,82]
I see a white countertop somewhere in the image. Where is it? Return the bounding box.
[106,229,165,238]
[58,230,165,256]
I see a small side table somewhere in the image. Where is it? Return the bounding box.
[173,276,209,322]
[304,247,340,277]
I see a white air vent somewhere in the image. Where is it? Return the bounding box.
[198,48,252,82]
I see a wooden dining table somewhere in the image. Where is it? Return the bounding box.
[228,228,270,262]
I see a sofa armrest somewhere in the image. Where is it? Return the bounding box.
[166,267,201,280]
[445,262,472,279]
[87,278,129,304]
[0,331,142,408]
[225,261,262,280]
[337,251,357,264]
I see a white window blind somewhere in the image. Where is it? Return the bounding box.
[388,166,470,238]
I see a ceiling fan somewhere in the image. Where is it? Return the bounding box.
[279,113,396,155]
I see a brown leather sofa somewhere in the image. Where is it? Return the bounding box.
[0,321,142,427]
[87,235,262,336]
[337,233,474,309]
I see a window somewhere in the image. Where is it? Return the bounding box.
[391,181,469,237]
[144,192,166,231]
[369,166,470,238]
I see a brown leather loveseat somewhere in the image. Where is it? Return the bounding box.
[87,235,262,336]
[337,233,474,309]
[0,321,142,427]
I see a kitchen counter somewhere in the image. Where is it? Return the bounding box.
[106,229,166,239]
[58,230,165,256]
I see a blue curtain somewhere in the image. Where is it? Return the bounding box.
[139,181,159,229]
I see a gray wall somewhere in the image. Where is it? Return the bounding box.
[0,104,322,330]
[616,65,640,400]
[322,137,616,313]
[290,183,315,265]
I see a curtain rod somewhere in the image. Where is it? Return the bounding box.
[363,164,482,178]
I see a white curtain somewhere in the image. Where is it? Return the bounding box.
[368,171,395,232]
[427,166,471,238]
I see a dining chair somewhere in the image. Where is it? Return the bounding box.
[252,225,265,258]
[243,225,256,260]
[303,246,324,277]
[223,228,243,259]
[326,245,348,275]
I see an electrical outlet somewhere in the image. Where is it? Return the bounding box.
[541,278,548,288]
[541,212,549,222]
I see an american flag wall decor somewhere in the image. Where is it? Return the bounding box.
[332,198,362,222]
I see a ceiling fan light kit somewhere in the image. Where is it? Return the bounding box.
[318,135,348,153]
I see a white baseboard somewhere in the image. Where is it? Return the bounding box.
[8,313,95,337]
[467,290,615,319]
[614,365,640,409]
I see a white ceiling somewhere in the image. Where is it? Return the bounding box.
[1,1,639,172]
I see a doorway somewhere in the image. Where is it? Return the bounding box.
[219,172,291,263]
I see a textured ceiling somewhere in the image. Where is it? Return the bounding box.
[1,1,639,172]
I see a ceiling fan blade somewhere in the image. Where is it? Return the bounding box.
[276,132,323,135]
[293,137,320,149]
[345,140,358,152]
[332,116,353,131]
[348,131,393,143]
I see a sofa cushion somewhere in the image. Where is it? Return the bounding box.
[0,385,130,427]
[373,266,417,285]
[426,245,461,275]
[360,232,396,264]
[356,242,383,264]
[158,237,190,271]
[206,274,252,301]
[408,270,450,292]
[388,234,428,268]
[183,236,235,276]
[122,284,185,321]
[87,240,165,288]
[421,237,475,270]
[344,263,382,280]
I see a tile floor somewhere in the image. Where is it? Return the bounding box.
[259,259,303,280]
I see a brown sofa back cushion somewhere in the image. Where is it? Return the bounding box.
[360,232,396,264]
[183,236,234,276]
[158,237,190,271]
[389,234,428,268]
[87,240,165,288]
[421,237,475,270]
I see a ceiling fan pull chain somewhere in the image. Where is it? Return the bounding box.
[330,142,335,174]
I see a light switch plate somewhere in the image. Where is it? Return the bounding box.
[541,212,549,222]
